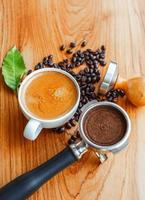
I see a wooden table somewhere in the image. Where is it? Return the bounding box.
[0,0,145,199]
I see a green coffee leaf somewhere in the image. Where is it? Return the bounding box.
[2,46,26,91]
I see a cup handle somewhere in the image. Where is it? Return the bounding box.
[24,119,42,140]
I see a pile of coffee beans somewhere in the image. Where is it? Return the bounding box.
[26,42,125,134]
[68,130,80,145]
[105,88,125,102]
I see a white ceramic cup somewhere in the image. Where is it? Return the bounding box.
[18,68,80,141]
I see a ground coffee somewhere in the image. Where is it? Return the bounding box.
[83,105,127,146]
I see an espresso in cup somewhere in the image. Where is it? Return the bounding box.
[18,68,80,140]
[24,71,77,119]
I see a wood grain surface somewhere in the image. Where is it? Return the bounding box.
[1,0,145,199]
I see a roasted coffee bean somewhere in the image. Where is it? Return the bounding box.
[99,54,105,59]
[85,73,90,77]
[106,91,112,98]
[82,98,87,104]
[53,127,65,133]
[53,63,58,68]
[73,52,78,57]
[57,127,65,133]
[80,58,85,64]
[118,89,125,97]
[92,73,96,77]
[86,60,93,66]
[90,92,97,99]
[70,42,76,48]
[76,74,81,81]
[76,50,81,56]
[89,65,95,70]
[91,76,97,83]
[83,50,89,56]
[66,63,72,69]
[40,63,45,68]
[90,85,95,92]
[48,54,53,60]
[88,96,93,101]
[77,109,82,115]
[76,131,80,138]
[96,54,100,60]
[79,70,84,75]
[74,115,79,121]
[81,76,87,82]
[27,69,33,75]
[58,61,64,67]
[84,67,90,73]
[63,59,69,63]
[60,44,65,51]
[65,122,72,129]
[69,71,76,77]
[94,69,100,75]
[69,119,76,127]
[74,111,79,117]
[89,54,94,60]
[89,68,94,74]
[43,57,48,65]
[87,83,92,87]
[85,87,90,93]
[79,53,85,58]
[75,62,81,67]
[47,61,53,67]
[87,49,93,53]
[87,77,92,83]
[71,135,77,141]
[101,45,106,51]
[79,102,83,108]
[93,60,98,65]
[68,138,75,144]
[85,55,90,60]
[93,55,97,60]
[107,96,113,102]
[72,57,77,63]
[66,49,73,54]
[78,57,82,62]
[96,76,101,82]
[81,40,87,47]
[112,91,118,98]
[34,63,42,70]
[81,84,87,89]
[99,60,106,66]
[61,66,66,71]
[96,48,101,54]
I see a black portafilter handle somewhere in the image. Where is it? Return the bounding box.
[0,147,77,200]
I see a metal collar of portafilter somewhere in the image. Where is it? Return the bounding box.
[69,61,131,163]
[69,101,131,163]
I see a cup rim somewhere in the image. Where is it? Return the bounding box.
[18,68,80,123]
[79,101,131,152]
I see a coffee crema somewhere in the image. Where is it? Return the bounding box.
[83,106,127,146]
[24,72,77,119]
